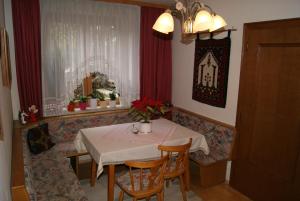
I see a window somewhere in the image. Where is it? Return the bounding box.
[41,0,140,116]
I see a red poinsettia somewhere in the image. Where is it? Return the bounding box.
[129,97,167,123]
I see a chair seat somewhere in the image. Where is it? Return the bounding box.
[117,169,160,192]
[164,157,185,177]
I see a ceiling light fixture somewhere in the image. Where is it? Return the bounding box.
[153,0,227,34]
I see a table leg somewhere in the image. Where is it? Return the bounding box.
[184,159,190,191]
[108,164,115,201]
[75,156,79,176]
[69,156,79,176]
[90,159,97,187]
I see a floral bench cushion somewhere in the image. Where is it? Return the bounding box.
[172,111,216,134]
[48,112,132,143]
[172,109,234,166]
[204,127,234,160]
[189,151,217,166]
[24,165,37,201]
[51,141,82,157]
[31,149,88,201]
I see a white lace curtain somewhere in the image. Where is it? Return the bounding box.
[40,0,140,116]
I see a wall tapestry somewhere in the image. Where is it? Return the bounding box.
[0,27,12,88]
[192,31,231,108]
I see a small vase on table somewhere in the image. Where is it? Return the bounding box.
[139,121,152,134]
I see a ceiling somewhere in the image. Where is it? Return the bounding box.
[138,0,174,6]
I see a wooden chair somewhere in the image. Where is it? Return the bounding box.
[158,138,192,201]
[116,155,169,201]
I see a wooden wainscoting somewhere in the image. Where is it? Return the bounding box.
[11,124,29,201]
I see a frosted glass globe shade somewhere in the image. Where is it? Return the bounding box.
[209,14,227,32]
[152,12,174,34]
[193,10,212,32]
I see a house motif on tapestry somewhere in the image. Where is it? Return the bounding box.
[198,51,219,89]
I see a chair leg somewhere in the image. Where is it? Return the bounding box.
[179,175,187,201]
[166,179,170,188]
[157,192,162,201]
[119,191,124,201]
[161,191,165,201]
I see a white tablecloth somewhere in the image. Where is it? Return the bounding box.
[74,118,209,177]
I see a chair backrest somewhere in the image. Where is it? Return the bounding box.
[158,138,192,177]
[124,155,169,192]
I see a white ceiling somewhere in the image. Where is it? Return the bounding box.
[138,0,175,6]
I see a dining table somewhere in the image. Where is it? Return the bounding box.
[74,118,209,201]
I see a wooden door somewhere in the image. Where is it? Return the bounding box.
[230,18,300,201]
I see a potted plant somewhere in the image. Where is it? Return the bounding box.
[98,92,107,108]
[129,97,169,134]
[67,99,75,112]
[88,90,100,109]
[79,96,88,110]
[109,92,117,108]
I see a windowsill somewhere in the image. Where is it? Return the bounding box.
[16,105,130,130]
[61,104,130,116]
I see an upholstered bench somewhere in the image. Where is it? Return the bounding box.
[23,146,88,201]
[12,109,133,201]
[171,107,236,187]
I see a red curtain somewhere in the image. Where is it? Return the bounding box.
[12,0,42,116]
[140,7,172,103]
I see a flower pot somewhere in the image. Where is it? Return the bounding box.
[74,100,80,108]
[79,102,87,110]
[139,122,152,134]
[67,104,75,112]
[100,100,108,108]
[109,100,116,108]
[89,98,98,109]
[116,97,120,105]
[118,97,125,106]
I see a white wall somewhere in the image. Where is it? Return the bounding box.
[4,0,19,120]
[172,0,300,126]
[0,0,14,200]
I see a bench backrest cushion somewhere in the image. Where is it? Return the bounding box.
[205,126,234,160]
[47,112,132,143]
[172,109,216,134]
[172,108,234,160]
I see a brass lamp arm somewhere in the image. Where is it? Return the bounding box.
[169,1,214,21]
[190,2,214,19]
